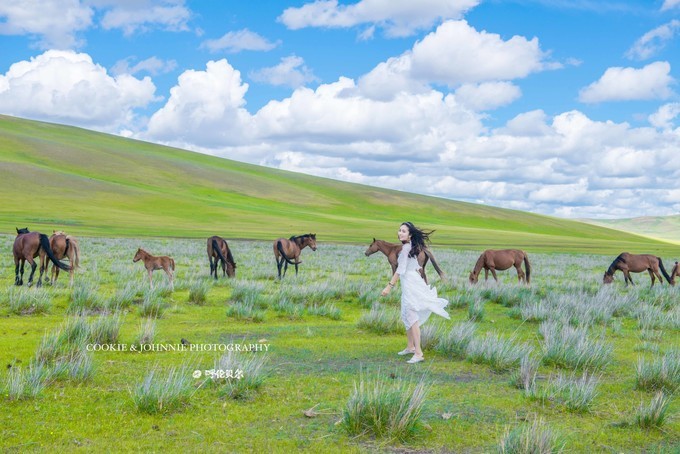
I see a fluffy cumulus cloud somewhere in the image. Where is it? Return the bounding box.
[200,29,280,54]
[661,0,680,11]
[649,103,680,130]
[96,0,191,36]
[358,20,550,100]
[0,0,93,49]
[145,59,254,147]
[579,61,675,103]
[278,0,480,37]
[0,50,157,130]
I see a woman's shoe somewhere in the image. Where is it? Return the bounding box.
[398,348,416,356]
[407,355,424,364]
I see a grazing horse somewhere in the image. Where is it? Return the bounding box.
[13,227,71,287]
[207,235,236,279]
[671,262,680,286]
[603,253,671,287]
[133,248,175,290]
[273,233,317,279]
[42,230,80,287]
[469,249,531,284]
[364,238,445,284]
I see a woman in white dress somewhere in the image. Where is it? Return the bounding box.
[381,222,450,363]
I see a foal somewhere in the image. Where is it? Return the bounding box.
[133,248,175,290]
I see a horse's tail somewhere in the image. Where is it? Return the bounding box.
[523,253,531,284]
[39,234,70,271]
[212,239,229,266]
[658,257,672,285]
[277,240,301,265]
[171,258,175,271]
[226,246,236,268]
[424,249,445,279]
[66,237,80,269]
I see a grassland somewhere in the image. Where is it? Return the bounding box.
[1,114,678,255]
[1,235,678,452]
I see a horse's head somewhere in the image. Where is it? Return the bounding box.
[16,227,29,235]
[307,233,317,251]
[468,271,479,284]
[602,272,614,284]
[133,248,144,262]
[53,230,66,236]
[365,238,379,256]
[227,262,236,278]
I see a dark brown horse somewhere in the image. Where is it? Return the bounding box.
[133,248,175,290]
[207,235,236,279]
[603,253,671,287]
[43,230,80,287]
[671,261,680,286]
[273,233,317,279]
[469,249,531,284]
[364,238,445,284]
[13,227,70,287]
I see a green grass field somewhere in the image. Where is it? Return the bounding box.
[1,114,679,255]
[1,236,678,452]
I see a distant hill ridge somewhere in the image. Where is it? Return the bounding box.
[0,114,676,254]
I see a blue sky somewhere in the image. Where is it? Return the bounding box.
[1,0,680,219]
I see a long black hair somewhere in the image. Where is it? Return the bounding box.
[401,222,434,258]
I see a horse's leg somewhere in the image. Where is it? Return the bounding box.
[209,255,215,279]
[147,269,154,289]
[490,267,499,283]
[515,264,525,283]
[19,260,25,285]
[54,265,60,286]
[294,256,299,276]
[165,267,174,290]
[14,259,21,286]
[276,258,282,279]
[283,260,288,278]
[27,259,38,287]
[648,269,656,287]
[484,268,489,281]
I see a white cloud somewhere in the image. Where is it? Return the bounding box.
[201,29,280,54]
[111,56,177,76]
[97,0,191,36]
[661,0,680,11]
[0,0,93,49]
[626,20,680,60]
[249,55,318,88]
[578,61,675,103]
[454,82,521,111]
[278,0,479,37]
[649,102,680,130]
[145,59,254,146]
[0,50,157,131]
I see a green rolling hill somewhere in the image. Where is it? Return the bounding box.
[1,114,677,255]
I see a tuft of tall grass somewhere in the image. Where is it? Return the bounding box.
[7,287,52,315]
[635,350,680,393]
[468,297,485,321]
[510,355,540,392]
[135,317,156,347]
[498,417,564,453]
[357,303,403,335]
[548,372,599,413]
[466,332,532,373]
[212,350,270,399]
[273,297,304,320]
[69,281,105,314]
[419,321,444,351]
[436,321,476,359]
[4,362,49,400]
[341,371,429,442]
[187,280,210,305]
[226,298,266,322]
[635,391,672,429]
[306,303,341,320]
[89,312,123,344]
[132,365,194,414]
[139,293,167,318]
[539,322,612,372]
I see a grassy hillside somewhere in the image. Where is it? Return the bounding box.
[585,216,680,245]
[1,114,677,254]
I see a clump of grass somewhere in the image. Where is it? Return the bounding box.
[187,280,210,305]
[212,350,270,399]
[69,281,105,314]
[468,297,485,321]
[135,317,156,348]
[498,417,564,453]
[89,312,123,344]
[635,350,680,393]
[466,332,532,373]
[635,391,672,429]
[4,362,49,400]
[7,287,52,315]
[273,297,304,320]
[132,365,194,414]
[341,371,429,442]
[110,282,141,309]
[419,321,444,351]
[436,321,476,359]
[357,303,403,335]
[226,298,266,322]
[139,293,167,318]
[306,303,341,320]
[510,355,540,392]
[547,372,599,413]
[51,350,95,383]
[539,322,611,372]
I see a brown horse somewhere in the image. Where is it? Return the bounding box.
[603,253,671,287]
[671,262,680,286]
[273,233,317,279]
[133,248,175,290]
[207,235,236,279]
[13,227,70,287]
[364,238,445,284]
[469,249,531,284]
[42,230,80,287]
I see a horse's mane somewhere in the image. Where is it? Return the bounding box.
[606,253,627,276]
[290,233,315,241]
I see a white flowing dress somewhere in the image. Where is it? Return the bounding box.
[397,242,450,329]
